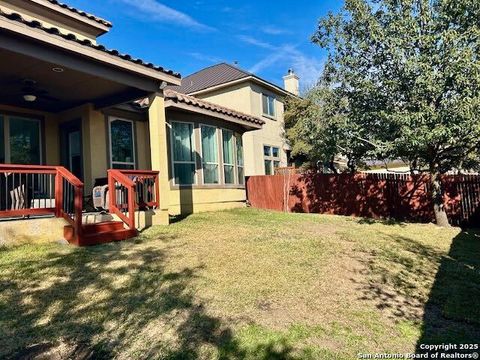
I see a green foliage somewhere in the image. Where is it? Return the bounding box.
[284,85,373,172]
[310,0,480,174]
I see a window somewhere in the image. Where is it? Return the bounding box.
[201,125,219,184]
[236,135,244,185]
[109,118,135,169]
[262,94,275,117]
[171,122,196,185]
[0,114,42,165]
[222,129,235,184]
[264,145,281,175]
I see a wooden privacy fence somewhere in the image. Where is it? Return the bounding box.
[246,173,480,227]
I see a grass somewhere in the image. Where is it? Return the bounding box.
[0,208,479,359]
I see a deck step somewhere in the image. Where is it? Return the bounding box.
[82,221,124,234]
[80,228,138,246]
[63,221,137,246]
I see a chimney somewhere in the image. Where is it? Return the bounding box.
[283,69,299,96]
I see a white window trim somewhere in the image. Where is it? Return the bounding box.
[1,114,43,164]
[263,144,281,175]
[108,116,136,169]
[221,128,236,185]
[262,93,276,118]
[200,124,220,185]
[170,120,197,186]
[235,134,245,185]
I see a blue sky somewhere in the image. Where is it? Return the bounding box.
[66,0,343,88]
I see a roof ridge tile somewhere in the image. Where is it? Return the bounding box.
[45,0,112,27]
[164,89,265,126]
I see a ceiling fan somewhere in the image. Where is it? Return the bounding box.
[0,78,59,103]
[18,79,59,103]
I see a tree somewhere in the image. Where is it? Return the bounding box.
[284,84,374,173]
[310,0,480,226]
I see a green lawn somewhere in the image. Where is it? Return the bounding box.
[0,208,479,359]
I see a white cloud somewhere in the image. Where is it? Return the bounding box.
[238,36,324,87]
[115,0,214,31]
[261,25,291,35]
[188,52,221,63]
[237,35,275,50]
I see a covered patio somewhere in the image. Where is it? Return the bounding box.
[0,7,180,244]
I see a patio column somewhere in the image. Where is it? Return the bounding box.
[148,93,170,225]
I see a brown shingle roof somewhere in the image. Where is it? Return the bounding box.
[164,89,264,127]
[169,62,294,97]
[0,8,180,78]
[169,63,250,94]
[44,0,112,27]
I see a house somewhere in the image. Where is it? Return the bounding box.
[0,0,264,245]
[169,63,300,176]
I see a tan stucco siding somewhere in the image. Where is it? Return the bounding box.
[0,3,97,42]
[86,107,108,192]
[135,120,151,170]
[197,81,289,176]
[195,82,252,114]
[168,188,245,215]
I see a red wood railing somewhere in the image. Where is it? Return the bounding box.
[56,167,84,239]
[0,164,57,217]
[0,164,84,238]
[1,165,159,237]
[107,169,136,230]
[117,170,160,209]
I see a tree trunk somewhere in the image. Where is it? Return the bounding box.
[328,157,338,174]
[429,169,450,227]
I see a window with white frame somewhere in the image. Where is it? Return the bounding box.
[0,114,42,164]
[171,121,196,185]
[262,94,276,117]
[236,135,244,185]
[222,129,235,184]
[201,125,219,184]
[109,118,135,169]
[264,145,280,175]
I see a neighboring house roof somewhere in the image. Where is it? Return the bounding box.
[164,89,264,129]
[44,0,112,27]
[169,63,294,97]
[0,8,180,80]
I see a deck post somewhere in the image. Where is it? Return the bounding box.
[148,93,170,225]
[54,170,63,218]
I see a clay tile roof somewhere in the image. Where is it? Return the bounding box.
[45,0,112,27]
[164,89,265,127]
[0,8,180,79]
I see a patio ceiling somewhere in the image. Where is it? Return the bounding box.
[0,47,149,112]
[0,8,181,113]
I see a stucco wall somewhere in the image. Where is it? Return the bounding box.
[0,217,69,246]
[196,81,288,176]
[168,188,245,215]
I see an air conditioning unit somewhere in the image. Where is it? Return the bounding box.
[92,184,109,210]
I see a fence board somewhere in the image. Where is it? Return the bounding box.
[246,173,480,227]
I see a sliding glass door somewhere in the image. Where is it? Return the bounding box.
[0,114,42,164]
